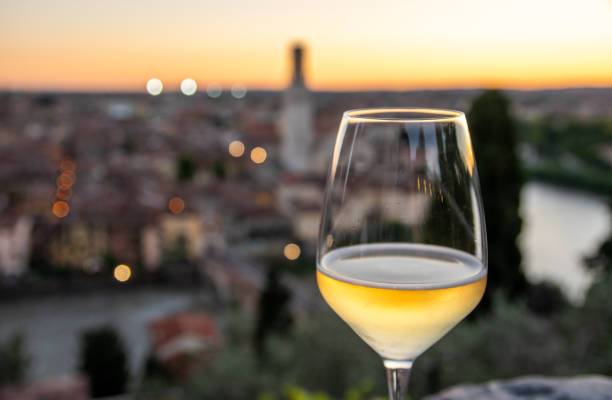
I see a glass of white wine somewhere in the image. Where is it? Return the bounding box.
[316,108,487,399]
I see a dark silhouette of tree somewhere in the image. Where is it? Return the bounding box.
[211,160,227,180]
[526,281,568,316]
[176,153,196,182]
[80,327,129,398]
[467,90,529,308]
[163,234,189,263]
[254,267,293,358]
[0,334,29,385]
[585,201,612,276]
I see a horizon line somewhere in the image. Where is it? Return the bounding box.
[2,84,612,95]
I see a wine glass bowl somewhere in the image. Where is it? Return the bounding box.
[316,108,487,399]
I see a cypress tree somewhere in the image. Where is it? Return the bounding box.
[468,90,529,307]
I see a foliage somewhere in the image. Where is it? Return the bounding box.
[268,315,385,398]
[0,334,29,386]
[223,305,256,347]
[265,249,315,277]
[211,159,227,180]
[28,251,53,277]
[122,138,136,154]
[467,90,529,309]
[101,251,118,273]
[254,267,294,356]
[140,219,612,398]
[176,153,196,182]
[519,118,612,163]
[525,281,568,316]
[525,163,612,196]
[567,221,612,373]
[186,347,277,399]
[162,235,189,264]
[138,265,612,399]
[80,326,129,398]
[409,229,612,397]
[258,381,385,400]
[584,202,612,275]
[410,292,570,396]
[136,311,385,400]
[519,118,612,196]
[142,353,173,382]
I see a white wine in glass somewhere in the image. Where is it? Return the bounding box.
[316,109,487,399]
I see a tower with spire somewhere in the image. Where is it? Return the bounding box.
[280,43,313,172]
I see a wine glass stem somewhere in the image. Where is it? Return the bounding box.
[384,359,413,400]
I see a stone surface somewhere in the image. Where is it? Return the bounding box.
[425,375,612,400]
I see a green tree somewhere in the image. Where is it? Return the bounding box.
[0,334,29,385]
[176,153,196,182]
[80,326,129,398]
[211,159,227,180]
[254,267,294,357]
[162,235,189,263]
[585,202,612,276]
[467,90,529,308]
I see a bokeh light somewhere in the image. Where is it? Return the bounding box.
[113,264,131,282]
[206,83,222,98]
[146,78,163,96]
[284,243,301,260]
[228,140,245,157]
[180,78,197,96]
[56,187,72,201]
[168,197,185,214]
[62,168,75,178]
[250,147,267,164]
[56,172,74,189]
[231,83,247,99]
[52,201,69,218]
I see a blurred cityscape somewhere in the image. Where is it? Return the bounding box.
[1,44,611,399]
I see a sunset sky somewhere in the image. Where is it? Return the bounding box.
[1,0,612,91]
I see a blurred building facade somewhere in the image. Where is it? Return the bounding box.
[0,216,33,276]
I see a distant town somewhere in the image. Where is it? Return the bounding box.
[1,43,610,288]
[1,43,612,399]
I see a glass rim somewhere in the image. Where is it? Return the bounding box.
[343,108,465,123]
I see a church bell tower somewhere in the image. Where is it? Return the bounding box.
[280,43,313,172]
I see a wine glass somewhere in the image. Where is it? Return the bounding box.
[316,108,487,399]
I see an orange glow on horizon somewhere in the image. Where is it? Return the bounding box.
[3,62,612,92]
[0,0,611,91]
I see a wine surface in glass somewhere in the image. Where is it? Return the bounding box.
[317,243,486,361]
